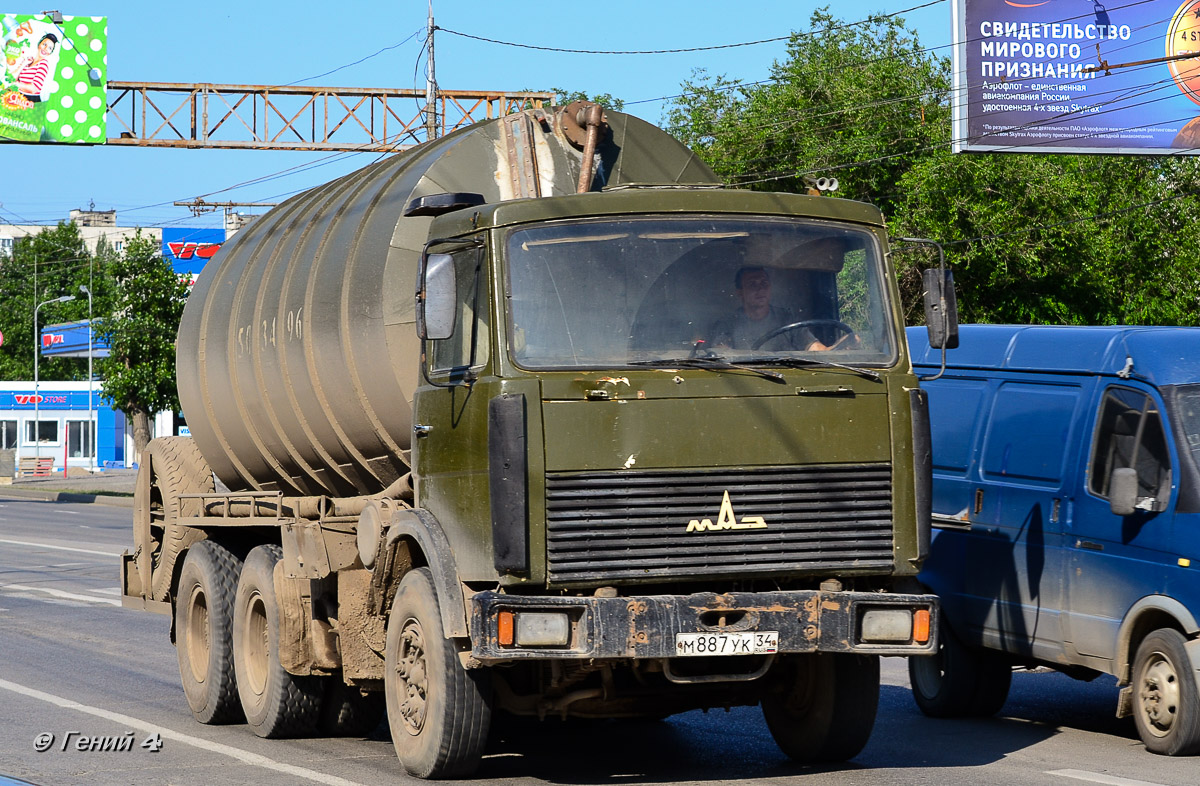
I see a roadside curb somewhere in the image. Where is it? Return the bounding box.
[0,487,135,508]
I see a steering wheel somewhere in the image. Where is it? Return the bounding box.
[752,319,856,350]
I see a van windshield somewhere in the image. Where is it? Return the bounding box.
[1168,385,1200,473]
[504,216,896,370]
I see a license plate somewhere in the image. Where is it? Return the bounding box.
[674,631,779,657]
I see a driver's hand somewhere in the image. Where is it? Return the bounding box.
[829,332,861,350]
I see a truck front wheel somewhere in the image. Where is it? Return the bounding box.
[384,568,491,778]
[176,540,243,724]
[233,544,323,738]
[1132,628,1200,755]
[761,653,879,763]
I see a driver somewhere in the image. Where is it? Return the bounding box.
[709,267,831,351]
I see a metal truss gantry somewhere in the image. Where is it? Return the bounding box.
[105,82,555,152]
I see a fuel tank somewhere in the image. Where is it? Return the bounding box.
[176,104,718,496]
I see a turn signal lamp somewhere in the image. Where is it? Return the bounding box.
[913,608,931,644]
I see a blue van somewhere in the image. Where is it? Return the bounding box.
[906,324,1200,756]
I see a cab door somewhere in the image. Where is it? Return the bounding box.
[1066,384,1176,662]
[411,244,499,581]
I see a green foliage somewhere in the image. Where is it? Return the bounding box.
[547,87,624,111]
[893,154,1200,326]
[667,7,1200,326]
[0,222,109,381]
[98,231,188,418]
[667,8,949,216]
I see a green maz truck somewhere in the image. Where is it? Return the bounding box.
[120,102,943,777]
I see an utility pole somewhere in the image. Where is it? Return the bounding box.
[425,0,437,142]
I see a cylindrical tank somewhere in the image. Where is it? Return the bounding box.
[177,105,718,496]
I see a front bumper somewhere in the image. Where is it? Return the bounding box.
[470,588,938,662]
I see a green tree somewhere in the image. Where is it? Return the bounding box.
[99,231,188,461]
[666,8,949,216]
[0,222,99,381]
[893,148,1200,325]
[546,88,624,110]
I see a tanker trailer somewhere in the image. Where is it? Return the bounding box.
[121,101,948,777]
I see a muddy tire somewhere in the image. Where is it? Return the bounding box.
[909,619,1011,718]
[144,437,215,601]
[233,544,323,738]
[176,540,244,724]
[385,568,491,778]
[319,678,386,737]
[761,653,879,764]
[1132,628,1200,756]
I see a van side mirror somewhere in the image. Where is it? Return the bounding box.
[1110,467,1139,516]
[923,268,959,350]
[418,253,457,340]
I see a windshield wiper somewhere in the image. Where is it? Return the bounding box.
[737,355,882,381]
[628,356,785,383]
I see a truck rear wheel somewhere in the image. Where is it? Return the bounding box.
[1132,628,1200,755]
[144,437,214,601]
[384,568,491,778]
[176,540,243,724]
[909,618,1011,718]
[233,544,322,738]
[761,653,879,763]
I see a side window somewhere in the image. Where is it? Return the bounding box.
[1088,387,1171,507]
[0,420,16,449]
[429,249,489,373]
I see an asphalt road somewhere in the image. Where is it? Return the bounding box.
[1,496,1197,786]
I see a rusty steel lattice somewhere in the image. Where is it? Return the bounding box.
[105,81,555,151]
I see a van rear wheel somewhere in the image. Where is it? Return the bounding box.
[1132,628,1200,755]
[761,653,879,763]
[909,618,1010,718]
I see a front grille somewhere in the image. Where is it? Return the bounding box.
[544,464,894,584]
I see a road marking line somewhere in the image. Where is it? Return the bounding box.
[1048,770,1170,786]
[0,677,371,786]
[93,587,122,595]
[0,538,121,557]
[3,584,121,606]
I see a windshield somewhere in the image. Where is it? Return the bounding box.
[504,216,896,369]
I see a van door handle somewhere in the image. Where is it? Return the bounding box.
[1076,539,1104,551]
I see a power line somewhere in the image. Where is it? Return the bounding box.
[436,0,945,55]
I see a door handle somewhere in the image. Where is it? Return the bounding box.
[1076,539,1104,551]
[414,424,432,438]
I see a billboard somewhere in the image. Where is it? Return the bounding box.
[0,13,107,144]
[954,0,1200,154]
[162,227,226,286]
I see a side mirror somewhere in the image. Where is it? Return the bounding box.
[1110,467,1139,516]
[923,268,959,350]
[417,253,457,340]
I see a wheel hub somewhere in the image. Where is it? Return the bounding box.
[395,620,428,735]
[1139,655,1180,736]
[185,585,210,684]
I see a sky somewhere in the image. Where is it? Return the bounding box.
[0,1,953,232]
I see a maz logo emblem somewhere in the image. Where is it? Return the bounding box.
[686,491,767,532]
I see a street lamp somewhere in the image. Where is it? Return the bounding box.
[34,294,75,469]
[79,284,93,473]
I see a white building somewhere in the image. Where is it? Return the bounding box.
[0,207,163,257]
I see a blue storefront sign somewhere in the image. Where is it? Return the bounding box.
[162,227,225,285]
[39,320,109,358]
